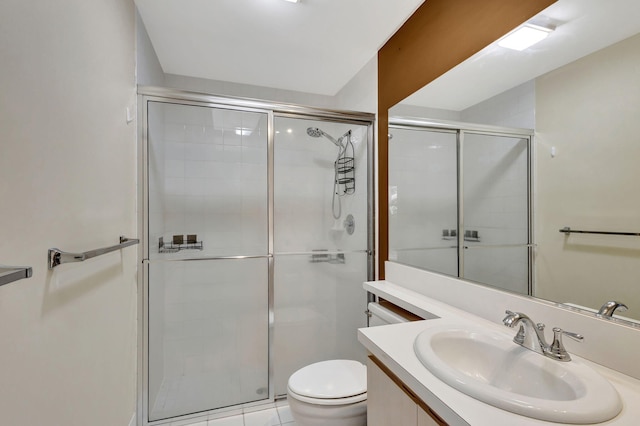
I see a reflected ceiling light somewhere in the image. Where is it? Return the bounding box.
[235,128,252,136]
[282,0,300,3]
[498,23,554,51]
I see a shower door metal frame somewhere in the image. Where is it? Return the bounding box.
[137,86,375,426]
[388,117,534,295]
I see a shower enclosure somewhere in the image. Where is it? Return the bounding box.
[388,118,532,295]
[138,88,373,425]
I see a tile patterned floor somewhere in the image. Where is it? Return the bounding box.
[180,402,296,426]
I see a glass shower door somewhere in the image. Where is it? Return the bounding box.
[462,132,530,293]
[272,116,370,396]
[388,127,459,276]
[146,101,270,421]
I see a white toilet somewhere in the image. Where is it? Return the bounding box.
[286,302,409,426]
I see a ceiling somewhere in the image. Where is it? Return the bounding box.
[401,0,640,111]
[135,0,425,96]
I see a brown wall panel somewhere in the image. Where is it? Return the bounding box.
[377,0,556,278]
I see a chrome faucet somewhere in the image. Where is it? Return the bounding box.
[503,310,583,361]
[597,301,628,318]
[502,311,548,356]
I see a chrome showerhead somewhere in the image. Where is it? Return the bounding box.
[307,127,324,138]
[306,127,341,147]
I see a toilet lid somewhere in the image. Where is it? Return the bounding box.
[288,360,367,399]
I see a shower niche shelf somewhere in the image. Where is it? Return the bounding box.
[441,229,481,242]
[159,235,203,253]
[310,250,346,264]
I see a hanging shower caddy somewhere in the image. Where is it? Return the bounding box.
[335,131,355,195]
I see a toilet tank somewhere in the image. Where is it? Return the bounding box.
[367,302,411,327]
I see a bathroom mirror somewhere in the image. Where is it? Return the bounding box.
[387,0,640,323]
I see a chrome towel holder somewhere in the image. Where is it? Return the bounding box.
[560,226,640,237]
[0,265,33,287]
[48,236,139,269]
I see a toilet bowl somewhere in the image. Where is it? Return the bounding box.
[287,302,409,426]
[287,359,367,426]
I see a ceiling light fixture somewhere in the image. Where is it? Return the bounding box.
[498,23,554,51]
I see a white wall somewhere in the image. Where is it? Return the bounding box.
[154,54,378,114]
[391,80,535,127]
[461,80,535,129]
[334,55,378,113]
[535,33,640,319]
[137,8,166,87]
[0,1,137,425]
[164,74,339,109]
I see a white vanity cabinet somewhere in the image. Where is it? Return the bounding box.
[368,357,446,426]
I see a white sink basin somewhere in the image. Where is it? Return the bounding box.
[414,324,622,423]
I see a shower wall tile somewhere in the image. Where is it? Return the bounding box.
[184,162,205,183]
[205,126,224,145]
[164,302,184,325]
[242,147,266,164]
[242,164,267,182]
[223,131,242,146]
[166,160,185,178]
[166,141,186,159]
[185,125,207,144]
[165,123,187,141]
[223,145,243,163]
[164,177,186,195]
[184,143,207,160]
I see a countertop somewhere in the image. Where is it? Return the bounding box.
[358,280,640,426]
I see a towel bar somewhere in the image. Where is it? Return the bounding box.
[0,265,33,287]
[48,236,139,269]
[560,226,640,236]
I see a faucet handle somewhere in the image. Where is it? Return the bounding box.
[547,327,583,361]
[556,328,584,342]
[503,310,519,326]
